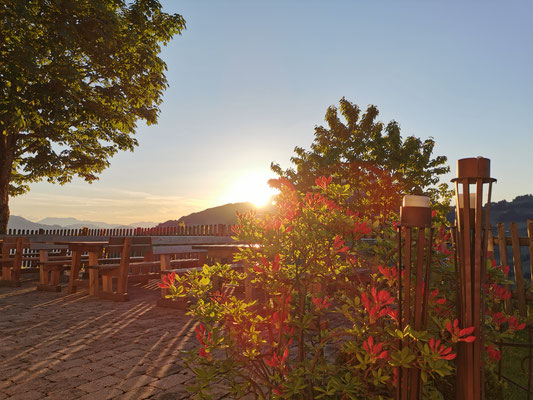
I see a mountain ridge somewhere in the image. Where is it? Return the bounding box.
[156,202,275,228]
[8,216,156,231]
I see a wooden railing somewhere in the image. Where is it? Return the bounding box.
[488,220,533,317]
[488,220,533,396]
[6,224,233,237]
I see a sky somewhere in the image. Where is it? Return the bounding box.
[10,0,533,225]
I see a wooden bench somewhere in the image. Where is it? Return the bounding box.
[36,245,70,292]
[88,237,202,302]
[0,237,28,287]
[34,243,93,292]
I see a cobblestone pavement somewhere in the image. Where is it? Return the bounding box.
[0,274,222,400]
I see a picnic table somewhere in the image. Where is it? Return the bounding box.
[154,245,207,271]
[191,243,260,301]
[0,237,28,287]
[53,241,107,294]
[31,242,70,292]
[87,238,207,301]
[191,243,252,263]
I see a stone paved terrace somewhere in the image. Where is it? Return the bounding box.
[0,273,225,400]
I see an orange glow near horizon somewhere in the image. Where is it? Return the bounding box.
[219,171,278,208]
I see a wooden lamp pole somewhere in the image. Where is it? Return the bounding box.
[452,157,495,400]
[397,195,433,400]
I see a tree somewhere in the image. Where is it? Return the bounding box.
[271,98,451,221]
[0,0,185,233]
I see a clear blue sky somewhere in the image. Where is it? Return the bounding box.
[11,0,533,224]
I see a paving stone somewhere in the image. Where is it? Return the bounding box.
[0,380,12,390]
[78,387,123,400]
[113,364,150,379]
[6,390,45,400]
[45,376,89,392]
[45,387,87,400]
[62,348,95,360]
[119,385,163,400]
[46,366,88,382]
[146,362,186,379]
[50,357,89,371]
[81,366,119,382]
[3,378,50,396]
[86,349,118,362]
[119,374,158,391]
[29,344,66,356]
[111,357,144,372]
[57,344,89,356]
[150,373,192,390]
[0,367,23,380]
[115,349,147,360]
[155,388,190,400]
[77,375,123,393]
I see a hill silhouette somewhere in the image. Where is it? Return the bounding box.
[490,194,533,234]
[157,202,276,228]
[446,194,533,233]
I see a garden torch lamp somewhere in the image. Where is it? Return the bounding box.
[397,195,433,400]
[452,157,495,400]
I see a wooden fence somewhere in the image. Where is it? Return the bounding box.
[488,220,533,397]
[6,224,233,237]
[489,220,533,317]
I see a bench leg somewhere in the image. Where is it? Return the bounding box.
[12,267,21,283]
[39,266,49,286]
[117,276,127,295]
[2,266,11,281]
[50,270,60,286]
[141,266,149,284]
[88,269,99,296]
[102,275,112,293]
[68,251,82,294]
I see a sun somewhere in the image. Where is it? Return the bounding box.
[221,172,277,208]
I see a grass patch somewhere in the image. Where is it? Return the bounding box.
[497,329,533,399]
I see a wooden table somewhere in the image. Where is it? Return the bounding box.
[191,243,251,263]
[155,245,207,308]
[154,245,207,272]
[54,241,107,294]
[191,243,258,301]
[31,242,69,292]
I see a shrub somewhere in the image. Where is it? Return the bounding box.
[161,177,524,399]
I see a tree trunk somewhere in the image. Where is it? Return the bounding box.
[0,182,9,235]
[0,134,14,235]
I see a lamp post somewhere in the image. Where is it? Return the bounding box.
[397,195,433,400]
[452,157,496,400]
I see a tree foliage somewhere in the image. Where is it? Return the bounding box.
[271,98,451,220]
[0,0,185,232]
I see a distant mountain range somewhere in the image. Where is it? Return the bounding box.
[489,194,533,234]
[445,194,533,233]
[8,216,156,231]
[8,201,274,231]
[9,195,533,233]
